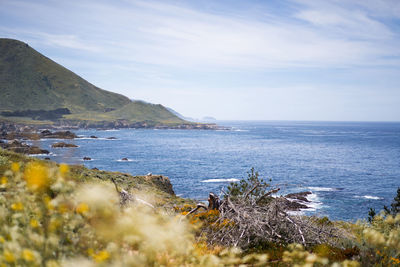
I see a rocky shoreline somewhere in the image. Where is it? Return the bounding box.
[0,139,49,155]
[54,119,228,130]
[1,121,313,211]
[0,120,229,133]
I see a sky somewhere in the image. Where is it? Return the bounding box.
[1,0,400,121]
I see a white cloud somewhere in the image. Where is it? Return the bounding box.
[38,33,102,52]
[293,0,394,40]
[89,0,398,69]
[2,0,398,69]
[1,0,399,120]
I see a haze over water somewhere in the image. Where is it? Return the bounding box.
[32,121,400,221]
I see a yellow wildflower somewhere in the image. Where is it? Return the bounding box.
[30,219,39,228]
[11,162,20,172]
[44,196,55,210]
[76,203,89,214]
[3,250,15,263]
[45,260,60,267]
[59,164,69,175]
[392,257,400,264]
[58,203,69,214]
[92,250,110,263]
[87,248,94,257]
[0,176,7,185]
[22,249,35,261]
[49,218,61,232]
[0,236,5,243]
[11,202,23,211]
[24,162,50,191]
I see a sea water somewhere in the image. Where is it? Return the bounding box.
[30,121,400,221]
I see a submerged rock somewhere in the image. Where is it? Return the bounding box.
[40,130,77,139]
[285,191,312,203]
[276,196,309,211]
[51,142,78,148]
[83,157,92,161]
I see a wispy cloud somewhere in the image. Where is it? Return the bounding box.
[0,0,399,120]
[2,0,399,69]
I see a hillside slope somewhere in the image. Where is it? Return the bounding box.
[0,38,185,126]
[0,38,131,113]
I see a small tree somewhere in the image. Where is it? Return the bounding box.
[367,208,376,223]
[368,187,400,221]
[390,187,400,215]
[226,167,271,203]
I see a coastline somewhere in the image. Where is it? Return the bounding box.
[0,122,315,214]
[2,119,397,221]
[0,118,229,132]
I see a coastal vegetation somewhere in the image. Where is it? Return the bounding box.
[0,148,399,266]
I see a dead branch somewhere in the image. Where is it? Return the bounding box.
[185,186,346,250]
[186,203,208,216]
[111,178,153,208]
[244,183,260,200]
[208,193,221,210]
[256,188,280,204]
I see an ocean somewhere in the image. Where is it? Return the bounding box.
[29,121,400,221]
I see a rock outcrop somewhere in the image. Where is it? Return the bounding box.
[51,142,78,148]
[0,140,49,154]
[285,191,312,203]
[145,174,175,195]
[40,130,77,139]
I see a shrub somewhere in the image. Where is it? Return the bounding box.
[226,167,272,203]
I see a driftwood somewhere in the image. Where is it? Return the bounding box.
[111,178,154,209]
[185,186,345,249]
[111,178,135,207]
[185,193,220,217]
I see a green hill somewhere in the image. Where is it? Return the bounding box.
[0,38,185,126]
[109,101,183,123]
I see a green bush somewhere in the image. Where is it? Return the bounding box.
[226,167,272,202]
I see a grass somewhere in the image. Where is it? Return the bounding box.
[0,149,191,208]
[0,39,130,113]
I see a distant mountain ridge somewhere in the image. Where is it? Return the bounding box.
[0,38,186,127]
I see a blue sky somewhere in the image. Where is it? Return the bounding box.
[1,0,400,121]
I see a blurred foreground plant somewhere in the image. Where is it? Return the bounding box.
[0,159,397,266]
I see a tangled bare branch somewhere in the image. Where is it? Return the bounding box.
[195,193,345,249]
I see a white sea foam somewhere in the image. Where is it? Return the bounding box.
[116,159,135,162]
[355,195,383,200]
[286,192,323,215]
[202,178,239,183]
[308,187,337,192]
[52,145,80,148]
[304,193,324,211]
[77,137,117,140]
